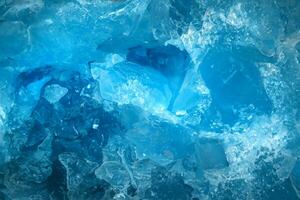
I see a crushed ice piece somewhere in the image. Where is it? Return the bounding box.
[125,119,194,164]
[43,84,68,104]
[96,62,172,112]
[95,161,131,189]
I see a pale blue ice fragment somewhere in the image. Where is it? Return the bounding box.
[59,152,99,192]
[95,161,131,189]
[125,120,194,164]
[43,84,68,104]
[171,69,211,126]
[96,61,172,112]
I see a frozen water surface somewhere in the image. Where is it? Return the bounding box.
[0,0,300,199]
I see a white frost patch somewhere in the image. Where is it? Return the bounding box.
[258,63,288,110]
[206,115,292,186]
[221,3,248,28]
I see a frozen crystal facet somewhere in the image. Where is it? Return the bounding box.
[96,61,172,112]
[43,84,68,104]
[95,161,131,189]
[195,138,228,170]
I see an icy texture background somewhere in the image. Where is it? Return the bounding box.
[0,0,300,199]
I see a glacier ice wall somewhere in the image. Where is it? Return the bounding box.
[0,0,300,199]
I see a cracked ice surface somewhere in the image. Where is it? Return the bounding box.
[0,0,300,199]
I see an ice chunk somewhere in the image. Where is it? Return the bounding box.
[43,84,68,104]
[95,161,131,189]
[90,54,125,76]
[172,70,208,112]
[200,46,273,124]
[2,0,44,20]
[95,62,172,112]
[194,138,228,170]
[172,68,211,126]
[132,159,158,188]
[58,151,110,200]
[59,152,99,192]
[291,160,300,198]
[125,119,194,164]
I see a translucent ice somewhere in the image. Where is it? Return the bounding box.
[95,161,131,189]
[195,138,228,170]
[43,84,68,104]
[0,0,300,199]
[95,61,172,112]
